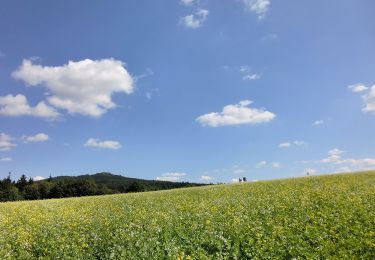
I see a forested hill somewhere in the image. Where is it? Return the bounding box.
[48,172,206,193]
[0,172,207,202]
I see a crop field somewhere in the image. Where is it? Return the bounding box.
[0,172,374,259]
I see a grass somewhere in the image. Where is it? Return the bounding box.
[0,171,374,259]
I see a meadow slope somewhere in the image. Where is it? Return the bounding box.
[0,172,374,259]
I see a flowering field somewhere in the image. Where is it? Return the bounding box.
[0,172,374,259]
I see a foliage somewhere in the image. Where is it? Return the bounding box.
[0,171,374,259]
[0,172,204,202]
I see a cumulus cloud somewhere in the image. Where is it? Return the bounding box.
[320,148,375,170]
[348,83,368,93]
[321,148,344,163]
[84,138,122,150]
[343,158,375,169]
[156,172,186,182]
[182,9,209,29]
[33,176,46,181]
[362,85,375,114]
[0,157,12,162]
[313,120,324,126]
[197,100,275,127]
[0,94,60,119]
[23,133,49,143]
[12,58,134,117]
[0,133,16,151]
[240,0,271,19]
[201,175,214,181]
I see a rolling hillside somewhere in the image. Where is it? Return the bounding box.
[47,172,206,192]
[0,171,374,259]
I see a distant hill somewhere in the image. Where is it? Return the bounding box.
[47,172,206,193]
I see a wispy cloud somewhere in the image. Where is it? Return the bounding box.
[279,140,305,148]
[240,65,261,81]
[312,120,324,126]
[23,133,49,143]
[348,83,368,93]
[84,138,122,150]
[201,175,214,181]
[182,9,209,29]
[180,0,195,6]
[0,133,16,151]
[348,83,375,115]
[156,172,186,182]
[240,0,271,19]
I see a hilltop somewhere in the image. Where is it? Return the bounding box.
[0,172,206,202]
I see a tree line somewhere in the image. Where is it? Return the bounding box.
[0,173,199,202]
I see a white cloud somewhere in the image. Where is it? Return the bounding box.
[272,162,281,168]
[201,175,214,181]
[33,176,46,181]
[12,58,134,117]
[303,168,317,175]
[197,100,276,127]
[313,120,324,126]
[321,148,344,163]
[348,83,368,93]
[0,133,16,151]
[342,158,375,168]
[84,138,122,150]
[23,133,49,143]
[0,94,60,119]
[256,160,267,168]
[156,172,186,182]
[362,85,375,114]
[242,74,261,81]
[261,33,277,41]
[181,0,195,6]
[293,140,305,146]
[182,9,209,29]
[239,66,261,81]
[145,88,160,100]
[233,168,246,174]
[279,140,305,148]
[134,68,153,82]
[240,66,250,73]
[335,167,352,173]
[0,157,12,162]
[279,142,291,148]
[240,0,271,19]
[320,148,375,170]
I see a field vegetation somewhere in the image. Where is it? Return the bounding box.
[0,171,374,259]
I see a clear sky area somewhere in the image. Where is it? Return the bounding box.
[0,0,374,183]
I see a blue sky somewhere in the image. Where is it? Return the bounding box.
[0,0,374,183]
